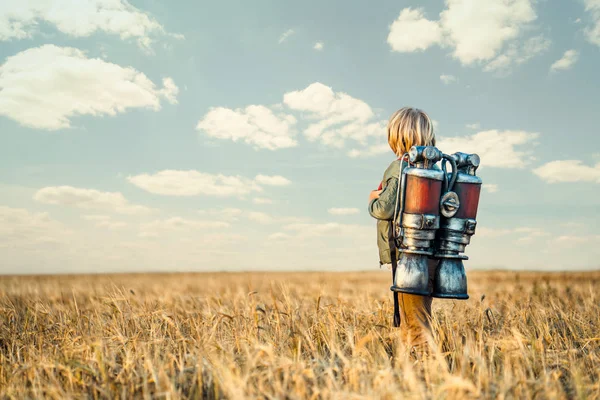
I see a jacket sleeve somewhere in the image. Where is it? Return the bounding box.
[368,176,400,220]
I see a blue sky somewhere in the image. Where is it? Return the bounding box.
[1,0,599,274]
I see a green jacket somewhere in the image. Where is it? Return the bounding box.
[368,159,404,265]
[368,161,442,265]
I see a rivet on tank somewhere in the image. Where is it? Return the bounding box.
[432,152,482,299]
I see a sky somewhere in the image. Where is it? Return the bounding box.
[1,0,599,275]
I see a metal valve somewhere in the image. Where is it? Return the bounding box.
[409,146,443,164]
[440,192,460,218]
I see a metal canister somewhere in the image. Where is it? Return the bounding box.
[391,146,444,296]
[432,152,482,299]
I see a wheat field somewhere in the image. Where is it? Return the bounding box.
[0,270,599,399]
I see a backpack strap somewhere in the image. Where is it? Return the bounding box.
[388,220,401,327]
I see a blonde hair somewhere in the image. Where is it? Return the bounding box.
[387,107,436,156]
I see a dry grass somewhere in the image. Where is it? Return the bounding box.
[1,270,599,399]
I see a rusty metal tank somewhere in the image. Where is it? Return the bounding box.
[391,146,444,296]
[432,152,482,299]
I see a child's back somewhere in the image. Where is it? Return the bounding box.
[367,107,438,346]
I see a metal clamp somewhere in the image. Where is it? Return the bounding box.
[402,213,440,230]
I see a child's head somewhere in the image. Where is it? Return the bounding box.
[387,107,436,157]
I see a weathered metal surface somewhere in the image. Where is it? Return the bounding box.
[402,213,440,230]
[431,258,469,299]
[390,146,481,300]
[404,175,443,214]
[392,146,444,296]
[409,145,443,164]
[453,182,481,219]
[391,252,431,296]
[432,151,482,300]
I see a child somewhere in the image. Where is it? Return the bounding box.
[367,107,438,346]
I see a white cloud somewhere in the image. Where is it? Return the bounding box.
[199,209,303,228]
[388,0,543,71]
[139,217,230,238]
[0,0,178,49]
[82,215,111,222]
[160,77,180,104]
[441,0,537,64]
[550,50,579,72]
[268,232,291,240]
[177,233,247,248]
[514,227,549,243]
[484,35,551,73]
[476,227,513,237]
[254,175,291,186]
[196,82,544,165]
[0,206,70,248]
[552,235,600,247]
[34,186,153,215]
[485,53,517,72]
[314,41,324,51]
[247,212,274,225]
[262,221,375,264]
[198,208,243,221]
[387,8,444,52]
[283,82,385,146]
[128,170,260,197]
[466,122,481,129]
[284,222,351,237]
[284,83,372,123]
[348,143,391,158]
[197,82,388,153]
[328,207,360,215]
[253,197,273,205]
[560,221,586,229]
[282,222,372,242]
[440,74,457,84]
[280,216,312,224]
[532,160,600,183]
[196,105,297,150]
[285,222,344,237]
[482,184,498,193]
[96,220,128,230]
[278,29,294,44]
[584,0,600,46]
[0,45,178,130]
[437,130,539,168]
[82,214,127,230]
[246,212,306,226]
[128,170,292,197]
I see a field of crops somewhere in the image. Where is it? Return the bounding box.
[1,270,599,399]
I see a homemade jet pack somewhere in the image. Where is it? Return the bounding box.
[390,145,482,301]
